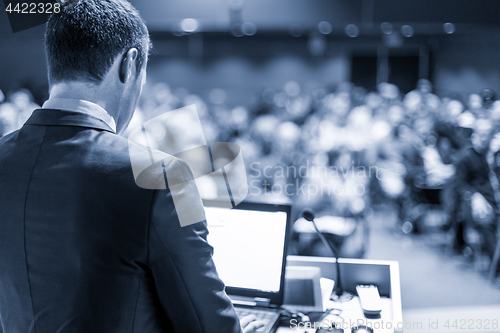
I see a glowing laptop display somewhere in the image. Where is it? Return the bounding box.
[204,201,291,304]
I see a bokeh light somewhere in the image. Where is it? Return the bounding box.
[180,18,198,33]
[231,23,244,37]
[400,25,414,37]
[242,22,257,36]
[380,22,393,35]
[318,21,332,35]
[443,22,455,34]
[345,24,359,38]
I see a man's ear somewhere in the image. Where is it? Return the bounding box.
[119,48,139,84]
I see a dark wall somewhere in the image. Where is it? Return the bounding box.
[129,0,500,31]
[433,31,500,100]
[146,54,349,106]
[1,16,500,106]
[0,21,48,104]
[145,34,350,105]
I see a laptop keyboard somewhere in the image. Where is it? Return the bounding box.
[235,307,278,332]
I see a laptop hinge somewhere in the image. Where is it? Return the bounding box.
[229,295,271,307]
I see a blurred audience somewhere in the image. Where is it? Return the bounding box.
[0,89,40,137]
[1,78,499,275]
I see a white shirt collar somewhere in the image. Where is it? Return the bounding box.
[42,98,117,133]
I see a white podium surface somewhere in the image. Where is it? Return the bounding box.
[402,305,500,333]
[281,255,403,333]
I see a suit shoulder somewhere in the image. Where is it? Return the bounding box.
[127,138,195,190]
[0,130,20,144]
[163,155,195,185]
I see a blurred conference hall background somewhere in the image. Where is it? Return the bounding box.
[2,0,500,323]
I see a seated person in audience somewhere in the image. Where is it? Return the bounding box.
[434,99,471,165]
[451,119,497,259]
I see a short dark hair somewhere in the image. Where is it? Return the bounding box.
[45,0,150,85]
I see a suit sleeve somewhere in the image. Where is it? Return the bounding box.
[147,159,242,333]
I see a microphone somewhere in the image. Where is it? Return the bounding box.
[301,208,343,297]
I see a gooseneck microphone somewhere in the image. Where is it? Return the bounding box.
[301,208,343,297]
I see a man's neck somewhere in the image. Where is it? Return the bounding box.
[49,82,117,118]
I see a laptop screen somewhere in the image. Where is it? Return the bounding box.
[204,202,290,298]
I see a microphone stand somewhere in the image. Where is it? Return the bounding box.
[302,208,345,298]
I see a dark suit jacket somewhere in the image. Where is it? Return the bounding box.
[0,108,242,333]
[454,147,496,210]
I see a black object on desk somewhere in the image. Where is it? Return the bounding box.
[351,326,374,333]
[284,279,316,306]
[316,328,344,332]
[315,322,375,333]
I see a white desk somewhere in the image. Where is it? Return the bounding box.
[280,256,403,333]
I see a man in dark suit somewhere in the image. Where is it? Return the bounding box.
[0,1,261,332]
[451,119,497,258]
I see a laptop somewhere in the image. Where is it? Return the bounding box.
[203,200,292,333]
